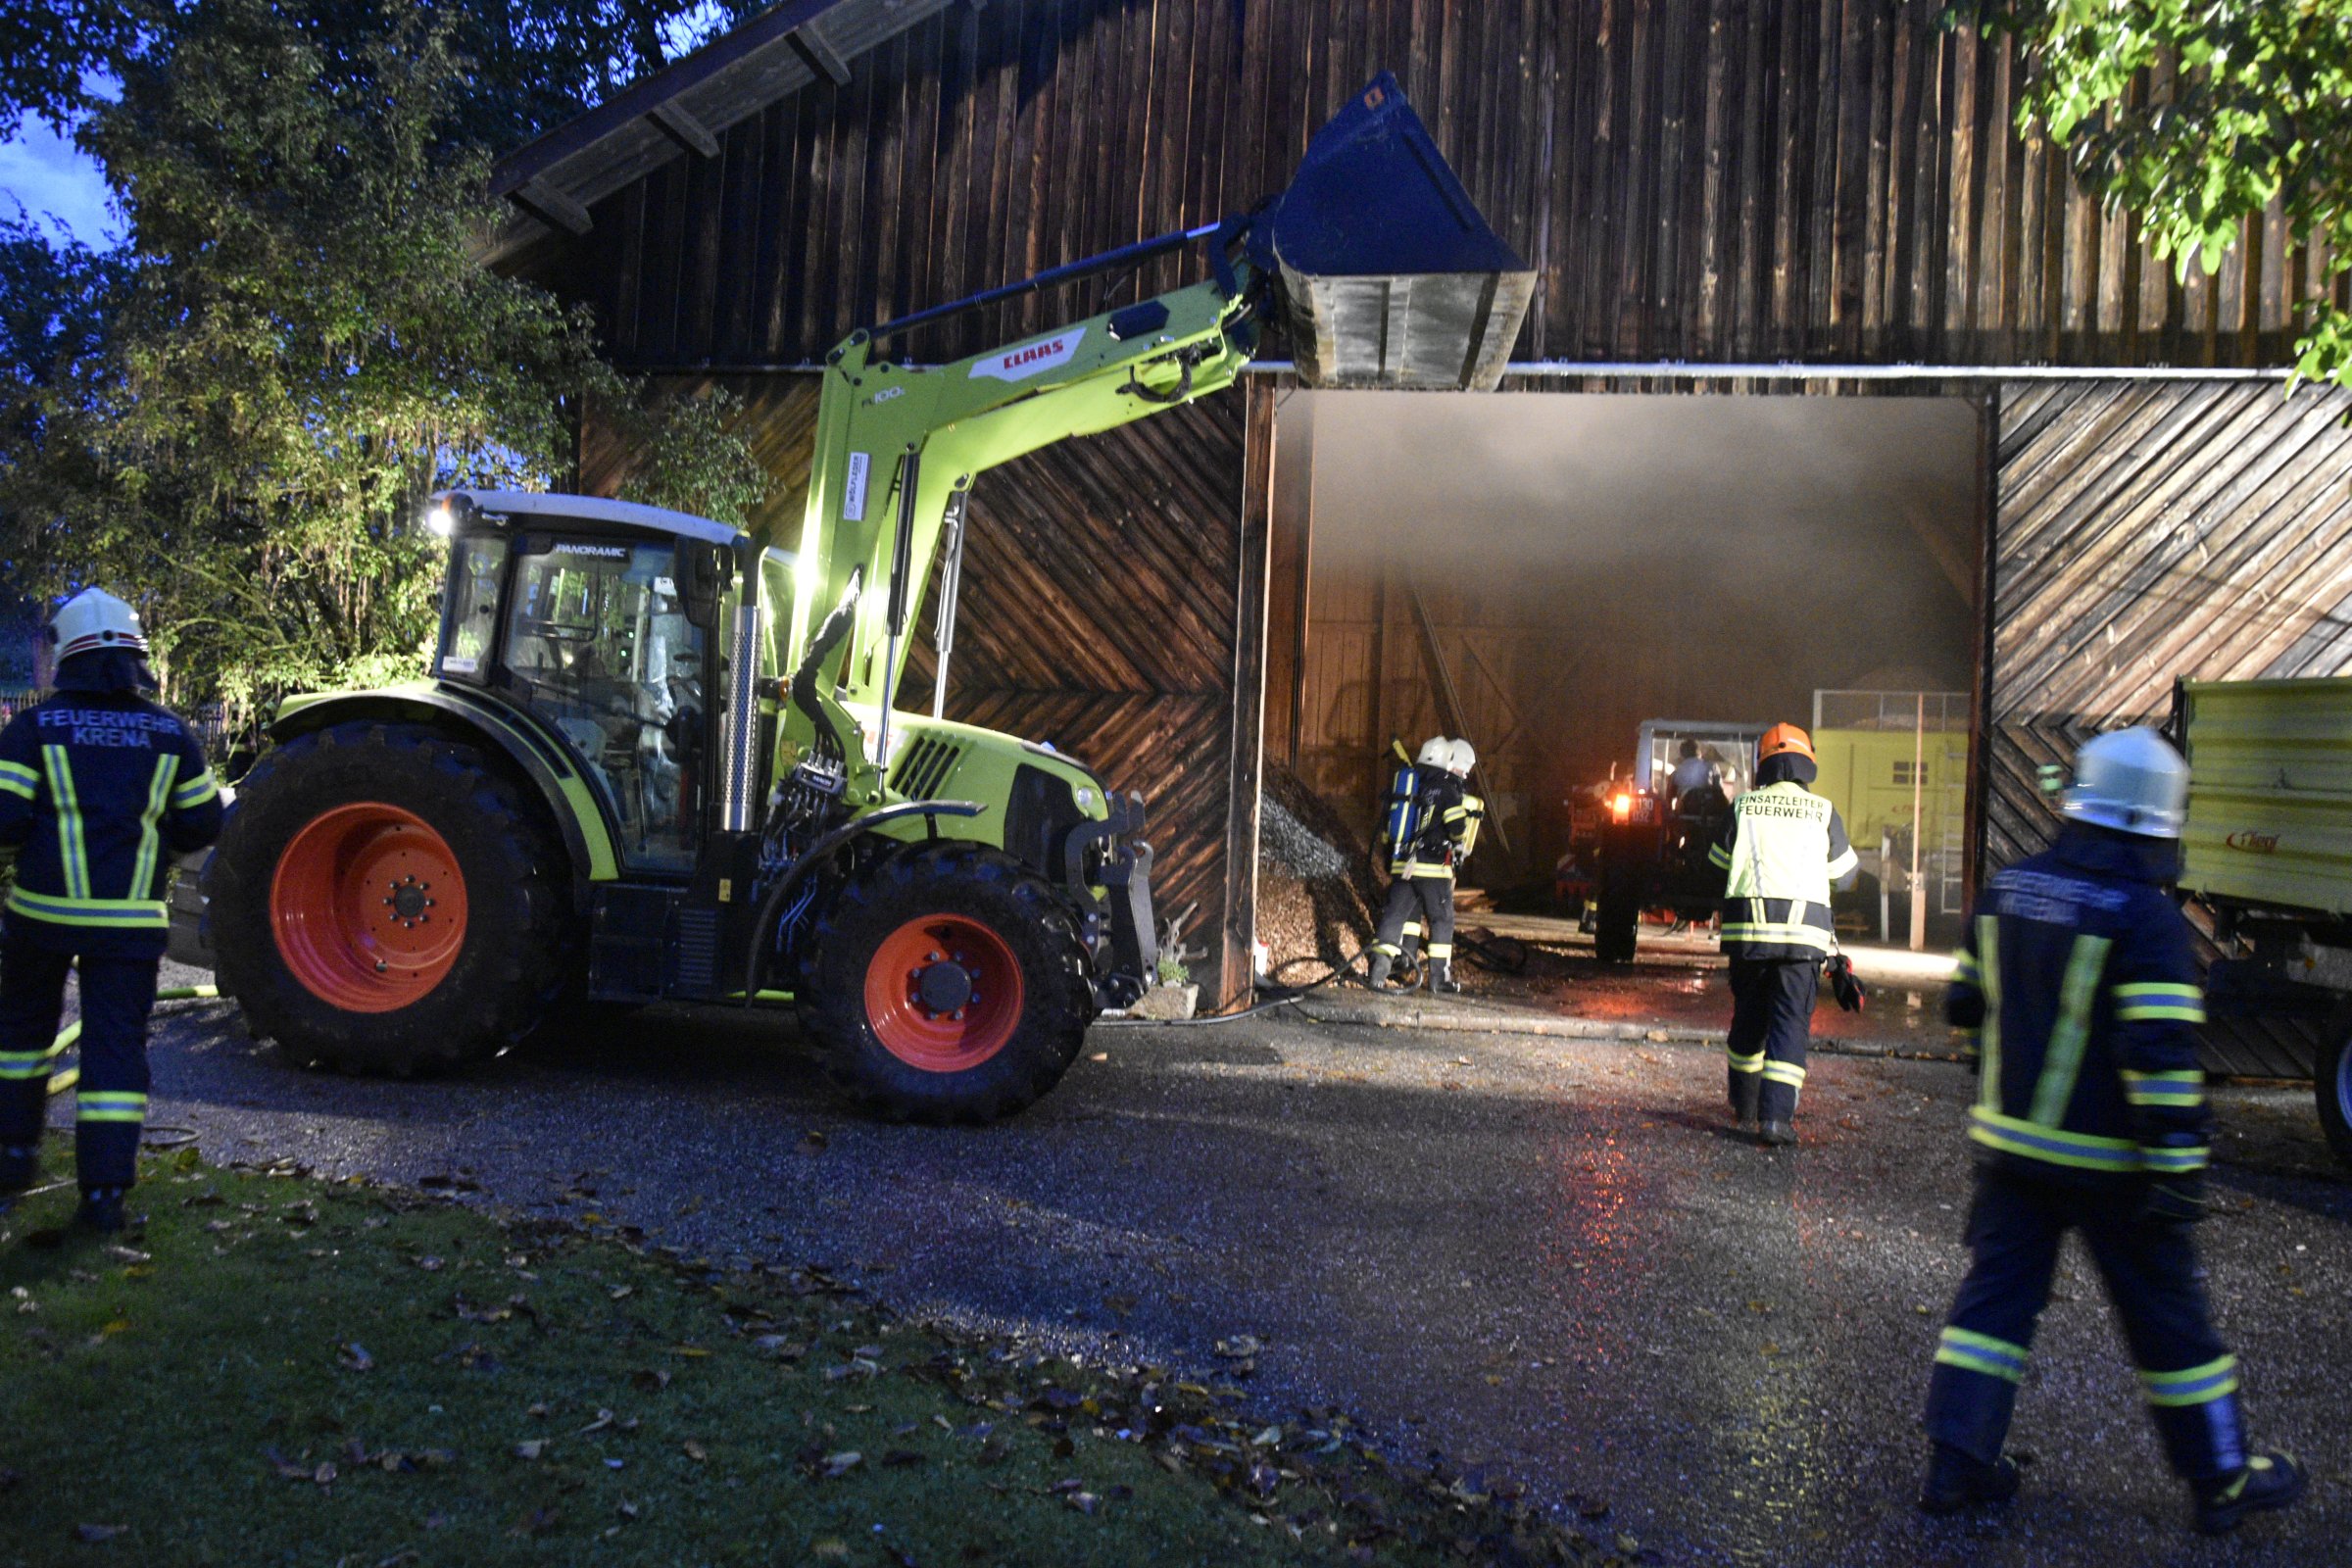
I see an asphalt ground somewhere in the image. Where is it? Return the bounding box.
[40,960,2352,1567]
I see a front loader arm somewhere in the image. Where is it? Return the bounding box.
[772,262,1263,787]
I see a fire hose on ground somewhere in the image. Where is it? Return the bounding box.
[38,983,220,1149]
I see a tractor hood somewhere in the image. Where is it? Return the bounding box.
[1253,74,1537,392]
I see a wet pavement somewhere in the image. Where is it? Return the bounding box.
[74,967,2352,1566]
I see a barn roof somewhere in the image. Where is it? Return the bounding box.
[484,0,958,266]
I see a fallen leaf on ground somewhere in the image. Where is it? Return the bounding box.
[682,1440,708,1462]
[74,1524,122,1543]
[629,1367,672,1391]
[821,1450,862,1478]
[336,1342,374,1372]
[514,1441,548,1461]
[577,1409,613,1435]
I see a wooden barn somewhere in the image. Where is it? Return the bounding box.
[487,0,2352,1031]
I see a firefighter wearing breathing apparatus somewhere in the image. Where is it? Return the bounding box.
[1917,727,2304,1533]
[1365,737,1483,994]
[1707,722,1857,1146]
[0,591,223,1233]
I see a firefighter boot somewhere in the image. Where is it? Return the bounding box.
[1430,957,1461,995]
[1728,1073,1760,1135]
[75,1187,126,1235]
[0,1144,34,1213]
[1362,952,1394,991]
[1757,1119,1796,1147]
[2194,1452,2306,1535]
[1918,1443,2024,1515]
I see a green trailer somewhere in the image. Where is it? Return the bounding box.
[2175,674,2352,1167]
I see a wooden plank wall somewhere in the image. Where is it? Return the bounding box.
[580,374,1258,1006]
[525,0,2341,374]
[1985,380,2352,874]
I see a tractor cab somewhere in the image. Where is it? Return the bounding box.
[423,490,764,875]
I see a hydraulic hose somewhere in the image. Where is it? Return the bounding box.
[33,984,224,1155]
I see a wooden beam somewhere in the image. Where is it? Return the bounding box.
[1406,587,1512,859]
[647,100,720,159]
[509,177,592,237]
[792,21,853,85]
[1218,384,1277,1011]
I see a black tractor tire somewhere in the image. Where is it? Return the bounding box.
[206,721,575,1076]
[800,843,1096,1124]
[1594,880,1642,964]
[2317,1028,2352,1172]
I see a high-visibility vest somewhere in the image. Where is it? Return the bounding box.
[1708,781,1856,956]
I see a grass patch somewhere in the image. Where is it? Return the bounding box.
[1,1152,1618,1566]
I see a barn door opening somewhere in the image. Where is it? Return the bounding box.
[1261,387,1984,960]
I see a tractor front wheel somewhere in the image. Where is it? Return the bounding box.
[801,844,1096,1123]
[206,722,574,1075]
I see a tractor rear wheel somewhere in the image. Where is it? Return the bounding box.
[801,844,1096,1123]
[206,722,574,1076]
[1594,876,1641,964]
[2317,1027,2352,1171]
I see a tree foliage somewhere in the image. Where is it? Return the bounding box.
[1984,0,2352,386]
[0,0,768,722]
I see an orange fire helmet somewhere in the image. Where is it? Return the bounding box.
[1757,722,1816,764]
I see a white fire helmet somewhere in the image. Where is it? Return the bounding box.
[1415,736,1452,768]
[1446,738,1476,776]
[49,588,149,662]
[2061,727,2188,840]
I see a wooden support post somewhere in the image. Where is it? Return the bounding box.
[647,100,721,159]
[1218,384,1277,1010]
[793,22,854,85]
[510,177,593,237]
[1406,587,1512,859]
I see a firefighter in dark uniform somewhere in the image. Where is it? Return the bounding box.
[1919,728,2304,1533]
[1365,737,1482,994]
[0,590,223,1233]
[1707,722,1857,1145]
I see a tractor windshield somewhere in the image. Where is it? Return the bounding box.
[504,534,707,871]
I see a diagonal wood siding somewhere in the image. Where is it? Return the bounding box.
[519,0,2342,373]
[581,375,1256,1004]
[1987,379,2352,1075]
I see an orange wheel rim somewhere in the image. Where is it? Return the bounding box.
[863,914,1025,1072]
[270,803,468,1013]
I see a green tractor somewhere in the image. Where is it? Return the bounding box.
[179,75,1534,1121]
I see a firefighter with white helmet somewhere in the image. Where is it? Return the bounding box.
[1364,736,1483,994]
[0,590,223,1232]
[1919,727,2304,1530]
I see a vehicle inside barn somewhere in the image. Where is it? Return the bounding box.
[1261,389,1982,964]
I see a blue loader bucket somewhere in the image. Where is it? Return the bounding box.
[1254,74,1538,391]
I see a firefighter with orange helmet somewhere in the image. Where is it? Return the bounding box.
[1705,722,1857,1146]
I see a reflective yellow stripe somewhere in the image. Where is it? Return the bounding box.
[2029,935,2112,1126]
[1707,844,1732,868]
[43,746,89,898]
[2139,1355,2238,1407]
[1968,1106,2142,1170]
[0,760,33,800]
[1371,942,1401,957]
[1977,916,2002,1111]
[1827,847,1859,879]
[4,887,170,929]
[1719,924,1832,947]
[1936,1327,2030,1384]
[1761,1061,1807,1087]
[170,769,220,808]
[129,753,178,904]
[1396,861,1453,880]
[1951,950,1980,983]
[1400,922,1423,938]
[2122,1069,2206,1108]
[2114,981,2206,1024]
[1727,1049,1765,1072]
[76,1091,149,1124]
[2139,1144,2210,1173]
[0,1052,53,1081]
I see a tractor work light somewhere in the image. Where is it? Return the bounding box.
[424,504,456,537]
